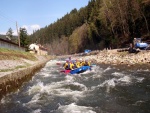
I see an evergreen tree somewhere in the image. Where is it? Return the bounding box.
[20,28,29,47]
[6,28,13,40]
[29,0,150,54]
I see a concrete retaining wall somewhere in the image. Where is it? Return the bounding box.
[0,38,25,52]
[0,59,50,99]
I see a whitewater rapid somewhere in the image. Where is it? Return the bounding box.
[0,59,150,113]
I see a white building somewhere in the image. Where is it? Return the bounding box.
[29,43,48,55]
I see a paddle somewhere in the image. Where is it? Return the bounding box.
[60,70,71,74]
[56,63,62,65]
[91,64,96,67]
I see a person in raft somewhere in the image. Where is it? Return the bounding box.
[79,59,91,66]
[63,60,74,70]
[74,59,81,68]
[84,59,91,66]
[69,57,71,61]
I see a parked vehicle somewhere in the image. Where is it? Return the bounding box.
[133,38,149,50]
[84,49,91,54]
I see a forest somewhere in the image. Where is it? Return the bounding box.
[29,0,150,55]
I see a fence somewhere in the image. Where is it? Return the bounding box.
[0,38,25,51]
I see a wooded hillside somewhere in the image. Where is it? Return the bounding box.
[29,0,150,55]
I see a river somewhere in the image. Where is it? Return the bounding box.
[0,59,150,113]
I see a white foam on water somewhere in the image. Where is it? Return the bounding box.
[31,109,41,113]
[0,97,11,104]
[137,69,149,72]
[112,72,125,77]
[71,82,88,91]
[93,74,145,92]
[99,78,117,88]
[65,75,75,82]
[92,73,103,79]
[23,93,51,110]
[103,67,111,72]
[133,100,145,106]
[46,60,60,66]
[92,66,102,72]
[48,81,88,101]
[38,71,50,77]
[43,73,51,77]
[57,103,96,113]
[40,67,48,72]
[90,67,146,93]
[23,93,41,107]
[92,75,132,92]
[136,77,144,82]
[27,75,88,102]
[90,67,104,79]
[118,75,144,85]
[28,82,49,95]
[90,78,118,93]
[80,70,92,75]
[56,89,85,101]
[118,76,132,83]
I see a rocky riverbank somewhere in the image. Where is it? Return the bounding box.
[1,49,150,73]
[74,50,150,67]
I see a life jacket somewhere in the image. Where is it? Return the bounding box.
[81,61,85,66]
[64,63,70,70]
[64,62,74,70]
[73,62,77,68]
[70,63,75,70]
[76,61,81,68]
[84,61,90,66]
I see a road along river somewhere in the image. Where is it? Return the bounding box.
[0,59,150,113]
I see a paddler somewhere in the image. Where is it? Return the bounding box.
[80,59,85,66]
[63,60,69,70]
[63,60,74,70]
[69,61,74,70]
[73,59,80,68]
[76,59,82,68]
[84,59,91,66]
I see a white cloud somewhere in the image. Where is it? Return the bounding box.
[21,24,41,35]
[13,30,18,36]
[30,25,40,30]
[0,24,41,36]
[0,32,7,35]
[22,25,28,30]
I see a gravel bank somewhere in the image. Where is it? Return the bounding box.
[73,50,150,66]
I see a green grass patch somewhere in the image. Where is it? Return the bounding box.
[15,65,26,69]
[0,69,14,72]
[0,48,37,61]
[0,64,30,72]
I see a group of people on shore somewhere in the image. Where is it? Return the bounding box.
[63,57,91,70]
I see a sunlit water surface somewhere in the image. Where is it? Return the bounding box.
[0,59,150,113]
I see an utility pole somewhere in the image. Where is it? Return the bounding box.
[16,22,20,47]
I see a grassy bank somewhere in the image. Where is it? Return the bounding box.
[0,48,37,61]
[0,48,52,73]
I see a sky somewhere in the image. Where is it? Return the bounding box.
[0,0,89,36]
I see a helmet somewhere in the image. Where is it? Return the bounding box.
[85,59,88,61]
[79,58,82,61]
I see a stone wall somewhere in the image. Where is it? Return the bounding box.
[0,58,50,99]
